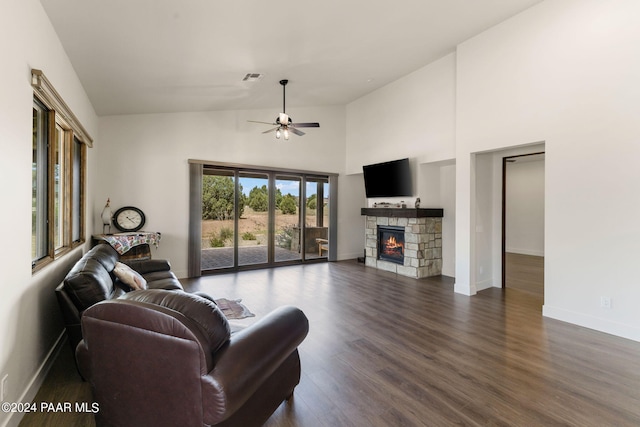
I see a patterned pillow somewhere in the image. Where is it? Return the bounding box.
[113,262,147,290]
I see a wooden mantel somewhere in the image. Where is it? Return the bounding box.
[360,208,443,218]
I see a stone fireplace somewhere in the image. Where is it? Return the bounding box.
[362,208,443,279]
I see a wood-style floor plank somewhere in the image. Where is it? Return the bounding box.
[505,252,544,297]
[19,260,640,426]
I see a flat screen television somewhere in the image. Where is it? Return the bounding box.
[362,158,413,198]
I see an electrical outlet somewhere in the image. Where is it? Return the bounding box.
[600,296,612,309]
[1,374,8,401]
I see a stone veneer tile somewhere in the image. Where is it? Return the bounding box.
[404,249,418,259]
[397,265,417,277]
[376,260,398,273]
[405,243,419,251]
[376,217,389,226]
[404,233,419,244]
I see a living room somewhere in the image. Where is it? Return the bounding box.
[2,0,640,426]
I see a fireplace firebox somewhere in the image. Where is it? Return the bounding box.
[377,225,405,265]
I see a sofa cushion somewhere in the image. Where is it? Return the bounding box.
[86,244,119,272]
[120,290,231,353]
[64,257,114,312]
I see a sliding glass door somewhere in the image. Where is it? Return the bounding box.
[198,165,333,274]
[305,177,329,260]
[201,169,236,270]
[238,172,269,267]
[275,176,302,263]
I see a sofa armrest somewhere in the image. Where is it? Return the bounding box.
[55,282,81,325]
[123,258,171,274]
[204,306,308,420]
[55,282,85,358]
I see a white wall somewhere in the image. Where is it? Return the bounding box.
[346,53,456,174]
[474,153,495,291]
[506,158,544,256]
[97,105,364,277]
[417,161,456,277]
[0,1,98,425]
[456,0,640,340]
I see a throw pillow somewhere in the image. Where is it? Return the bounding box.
[113,261,147,290]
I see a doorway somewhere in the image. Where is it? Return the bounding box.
[501,152,545,297]
[198,165,333,274]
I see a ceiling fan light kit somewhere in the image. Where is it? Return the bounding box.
[248,79,320,140]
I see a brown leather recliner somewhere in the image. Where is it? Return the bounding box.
[76,289,309,427]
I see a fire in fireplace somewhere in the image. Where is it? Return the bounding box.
[377,226,405,265]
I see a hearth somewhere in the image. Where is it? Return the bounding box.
[378,226,405,265]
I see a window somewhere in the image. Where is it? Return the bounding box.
[32,99,49,261]
[31,69,91,271]
[72,136,84,243]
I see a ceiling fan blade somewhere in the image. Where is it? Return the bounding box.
[291,122,320,128]
[289,127,305,136]
[262,127,279,134]
[248,120,276,125]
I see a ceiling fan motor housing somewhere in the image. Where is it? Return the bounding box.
[276,113,292,125]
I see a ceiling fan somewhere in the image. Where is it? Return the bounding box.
[248,79,320,140]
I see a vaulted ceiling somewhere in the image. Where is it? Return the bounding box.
[41,0,542,116]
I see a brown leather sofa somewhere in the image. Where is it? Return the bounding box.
[55,244,184,356]
[77,290,309,427]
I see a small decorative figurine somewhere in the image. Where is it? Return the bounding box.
[415,197,421,208]
[101,198,113,234]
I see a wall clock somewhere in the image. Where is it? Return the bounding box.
[112,206,146,232]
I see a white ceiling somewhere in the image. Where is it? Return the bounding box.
[40,0,542,116]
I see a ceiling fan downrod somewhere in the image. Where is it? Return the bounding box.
[280,79,288,114]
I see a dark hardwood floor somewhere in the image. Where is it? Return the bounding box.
[20,260,640,426]
[505,252,544,298]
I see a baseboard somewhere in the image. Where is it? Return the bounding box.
[174,269,189,280]
[475,278,495,292]
[2,332,66,427]
[337,252,363,261]
[454,281,476,296]
[505,248,544,257]
[543,305,640,343]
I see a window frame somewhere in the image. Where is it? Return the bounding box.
[188,159,339,277]
[31,69,92,272]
